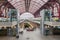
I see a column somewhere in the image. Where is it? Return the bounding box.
[50,7,52,21]
[16,9,20,38]
[40,9,45,35]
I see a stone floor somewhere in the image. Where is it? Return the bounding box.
[0,28,60,40]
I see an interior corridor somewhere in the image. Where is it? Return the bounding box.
[0,0,60,40]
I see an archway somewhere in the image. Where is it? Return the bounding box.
[20,12,34,20]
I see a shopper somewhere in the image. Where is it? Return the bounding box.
[19,28,23,34]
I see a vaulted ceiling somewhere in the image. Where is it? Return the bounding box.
[0,0,59,17]
[8,0,48,14]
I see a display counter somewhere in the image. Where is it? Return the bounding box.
[44,21,60,35]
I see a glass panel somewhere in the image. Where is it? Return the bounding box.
[10,9,17,22]
[43,0,48,2]
[8,0,12,2]
[14,2,25,7]
[9,0,24,7]
[32,0,40,3]
[31,1,41,8]
[39,0,45,5]
[16,5,25,12]
[44,9,50,21]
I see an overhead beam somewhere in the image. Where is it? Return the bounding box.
[17,9,25,14]
[5,2,15,9]
[8,0,24,8]
[31,0,48,13]
[34,0,54,16]
[30,3,41,8]
[11,1,23,5]
[32,1,41,5]
[29,0,46,13]
[41,0,46,3]
[14,3,24,7]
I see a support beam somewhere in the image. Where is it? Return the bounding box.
[16,9,20,38]
[41,0,46,3]
[32,1,41,5]
[40,9,45,35]
[11,1,23,5]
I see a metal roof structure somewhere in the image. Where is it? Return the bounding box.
[8,0,48,14]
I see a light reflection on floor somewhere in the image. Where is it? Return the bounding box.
[0,28,60,40]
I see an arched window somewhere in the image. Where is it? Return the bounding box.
[20,12,34,20]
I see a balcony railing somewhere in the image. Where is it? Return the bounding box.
[0,18,17,27]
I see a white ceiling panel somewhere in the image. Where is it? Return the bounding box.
[29,5,39,12]
[29,0,48,14]
[16,6,24,9]
[8,0,23,3]
[8,0,25,13]
[43,0,48,2]
[30,6,40,14]
[39,0,45,5]
[17,6,25,13]
[32,0,41,3]
[12,1,25,5]
[14,2,25,7]
[8,0,12,2]
[30,1,41,8]
[16,6,25,10]
[29,5,40,14]
[8,0,25,7]
[18,8,25,13]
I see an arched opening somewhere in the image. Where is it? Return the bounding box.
[20,12,34,20]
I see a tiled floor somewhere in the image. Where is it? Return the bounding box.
[0,28,60,40]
